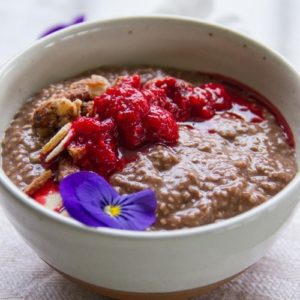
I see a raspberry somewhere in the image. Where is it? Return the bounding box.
[94,74,148,117]
[116,110,147,148]
[72,116,104,135]
[201,83,232,111]
[94,77,150,149]
[144,105,179,144]
[142,88,179,117]
[70,117,120,177]
[199,104,215,119]
[94,87,148,120]
[86,137,120,176]
[144,77,192,121]
[114,74,141,89]
[189,87,210,117]
[72,117,117,143]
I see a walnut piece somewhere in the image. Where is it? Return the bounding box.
[33,97,81,132]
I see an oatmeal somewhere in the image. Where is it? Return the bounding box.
[1,67,297,230]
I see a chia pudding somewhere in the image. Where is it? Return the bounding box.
[1,67,297,230]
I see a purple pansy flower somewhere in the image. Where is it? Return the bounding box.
[39,15,85,38]
[59,171,157,230]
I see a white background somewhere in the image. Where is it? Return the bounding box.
[0,0,299,71]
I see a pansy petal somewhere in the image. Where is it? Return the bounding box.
[60,172,157,230]
[40,15,85,38]
[73,15,85,24]
[65,199,105,227]
[76,181,107,208]
[113,190,157,230]
[40,25,66,38]
[79,201,124,229]
[83,171,119,201]
[115,189,157,211]
[60,178,103,227]
[60,171,119,227]
[72,171,118,201]
[117,211,156,231]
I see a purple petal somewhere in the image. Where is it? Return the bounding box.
[72,15,85,24]
[78,201,124,229]
[39,15,85,38]
[59,171,118,227]
[76,180,123,229]
[75,172,119,202]
[112,190,157,230]
[59,171,157,230]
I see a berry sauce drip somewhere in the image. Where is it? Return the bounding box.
[208,73,295,148]
[46,74,293,178]
[32,180,58,205]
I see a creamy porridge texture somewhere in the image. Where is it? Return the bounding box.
[1,67,297,230]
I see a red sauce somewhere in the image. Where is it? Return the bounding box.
[207,73,295,148]
[32,180,59,205]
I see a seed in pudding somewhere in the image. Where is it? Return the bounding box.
[1,67,297,231]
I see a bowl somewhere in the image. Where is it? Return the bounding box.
[0,16,300,300]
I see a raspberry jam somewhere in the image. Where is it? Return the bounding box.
[32,180,59,205]
[62,74,293,178]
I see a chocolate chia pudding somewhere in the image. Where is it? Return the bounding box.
[1,67,297,230]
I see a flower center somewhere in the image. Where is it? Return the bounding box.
[104,205,121,217]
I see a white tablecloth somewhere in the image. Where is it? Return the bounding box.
[0,1,300,299]
[1,204,300,300]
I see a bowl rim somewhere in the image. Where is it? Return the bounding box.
[0,14,300,239]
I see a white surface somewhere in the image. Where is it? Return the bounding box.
[0,0,300,70]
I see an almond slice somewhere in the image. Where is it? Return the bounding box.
[24,170,53,196]
[41,123,71,155]
[45,130,74,163]
[40,123,74,163]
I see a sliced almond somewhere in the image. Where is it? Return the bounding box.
[45,130,74,163]
[40,123,75,163]
[24,170,53,196]
[41,123,72,156]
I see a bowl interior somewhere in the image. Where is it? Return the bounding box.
[0,16,300,212]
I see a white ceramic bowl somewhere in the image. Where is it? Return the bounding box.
[0,16,300,300]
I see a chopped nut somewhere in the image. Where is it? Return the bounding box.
[57,158,80,181]
[87,75,110,97]
[70,74,110,98]
[24,170,53,196]
[33,97,81,131]
[67,144,86,161]
[81,100,94,116]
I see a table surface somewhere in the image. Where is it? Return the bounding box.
[1,205,300,300]
[0,0,300,299]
